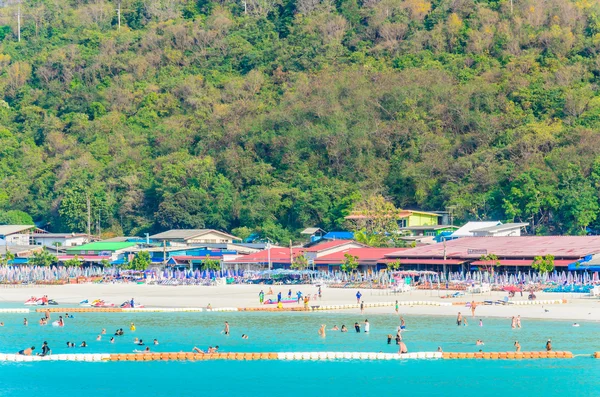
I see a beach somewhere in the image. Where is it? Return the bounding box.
[2,283,599,321]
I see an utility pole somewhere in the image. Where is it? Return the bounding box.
[97,208,101,239]
[117,2,121,31]
[86,194,91,238]
[17,1,21,42]
[510,0,513,15]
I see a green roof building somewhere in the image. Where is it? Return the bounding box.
[66,242,138,255]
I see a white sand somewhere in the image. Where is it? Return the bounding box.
[2,283,599,321]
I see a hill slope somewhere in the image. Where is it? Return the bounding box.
[1,0,600,239]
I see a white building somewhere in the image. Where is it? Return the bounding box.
[470,223,528,237]
[32,233,90,249]
[149,229,240,245]
[0,225,41,246]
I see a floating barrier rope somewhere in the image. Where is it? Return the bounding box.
[0,351,583,362]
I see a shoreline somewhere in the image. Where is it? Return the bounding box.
[0,283,598,321]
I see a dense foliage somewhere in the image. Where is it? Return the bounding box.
[2,0,600,241]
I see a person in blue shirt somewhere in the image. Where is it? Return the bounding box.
[296,291,302,303]
[356,291,362,303]
[277,292,282,302]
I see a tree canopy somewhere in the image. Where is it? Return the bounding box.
[1,0,600,239]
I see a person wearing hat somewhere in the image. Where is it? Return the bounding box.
[545,339,552,351]
[38,341,51,357]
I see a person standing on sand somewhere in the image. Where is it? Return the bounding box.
[356,291,362,304]
[277,292,282,303]
[288,289,292,299]
[471,301,476,317]
[259,290,264,304]
[456,312,462,326]
[395,301,399,314]
[224,322,230,335]
[318,286,322,299]
[303,296,309,310]
[360,301,365,314]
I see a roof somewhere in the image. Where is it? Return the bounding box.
[401,225,459,231]
[323,231,354,240]
[304,240,364,252]
[0,225,37,236]
[32,233,88,238]
[471,223,528,233]
[301,228,326,235]
[451,221,501,237]
[0,245,43,256]
[314,248,403,264]
[470,259,574,267]
[224,247,305,264]
[386,236,600,259]
[101,237,141,242]
[345,210,441,220]
[149,229,239,241]
[66,242,138,252]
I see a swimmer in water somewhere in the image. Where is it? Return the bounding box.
[101,329,106,335]
[17,346,35,356]
[57,316,64,327]
[80,341,87,348]
[511,316,516,329]
[224,321,230,335]
[331,325,339,331]
[387,334,393,344]
[341,325,348,332]
[514,341,521,352]
[456,312,462,326]
[479,319,483,327]
[318,324,326,337]
[437,346,443,353]
[193,347,205,354]
[516,315,521,328]
[476,339,484,346]
[400,317,406,330]
[23,318,28,326]
[0,322,3,326]
[130,323,136,331]
[242,334,248,339]
[154,339,159,345]
[134,337,139,343]
[110,337,115,343]
[572,323,580,327]
[96,335,101,341]
[398,342,408,354]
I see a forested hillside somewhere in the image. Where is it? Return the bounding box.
[1,0,600,240]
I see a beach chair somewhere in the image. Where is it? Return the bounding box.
[496,296,511,305]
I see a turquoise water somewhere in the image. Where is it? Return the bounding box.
[1,310,599,396]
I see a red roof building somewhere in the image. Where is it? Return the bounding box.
[384,236,600,270]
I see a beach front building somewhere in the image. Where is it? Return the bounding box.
[383,236,600,274]
[0,225,45,246]
[32,233,90,249]
[313,247,403,272]
[149,229,240,246]
[0,244,44,264]
[223,240,366,271]
[61,242,139,265]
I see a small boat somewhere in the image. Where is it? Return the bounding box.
[47,299,59,305]
[90,299,115,308]
[24,297,39,305]
[79,299,90,306]
[120,301,145,308]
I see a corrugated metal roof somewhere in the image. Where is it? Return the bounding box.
[315,248,404,264]
[0,225,37,235]
[451,222,501,237]
[304,240,364,252]
[149,229,239,241]
[0,245,42,255]
[301,228,325,235]
[66,242,137,252]
[386,236,600,259]
[470,259,575,267]
[470,223,528,233]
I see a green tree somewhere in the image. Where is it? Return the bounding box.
[30,250,58,267]
[0,210,34,225]
[63,255,81,267]
[290,253,309,270]
[201,255,221,271]
[129,251,151,271]
[478,254,500,275]
[354,229,383,247]
[387,260,402,271]
[0,251,15,266]
[341,253,359,273]
[531,255,555,274]
[100,259,111,267]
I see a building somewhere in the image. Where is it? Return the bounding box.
[32,233,90,249]
[149,229,240,245]
[450,221,501,238]
[301,227,326,243]
[384,236,600,273]
[62,242,139,264]
[0,225,44,246]
[346,209,442,228]
[223,240,366,270]
[314,247,403,272]
[0,245,44,264]
[470,223,528,237]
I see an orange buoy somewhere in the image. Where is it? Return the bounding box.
[482,353,492,359]
[268,353,278,360]
[474,352,483,359]
[457,353,467,359]
[531,352,540,359]
[564,351,573,358]
[498,352,508,359]
[168,353,178,360]
[506,352,515,359]
[109,354,120,361]
[490,353,499,359]
[442,352,451,359]
[547,351,557,358]
[514,352,523,359]
[176,352,186,360]
[594,352,600,359]
[161,353,170,361]
[135,354,144,361]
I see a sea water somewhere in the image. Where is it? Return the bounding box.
[0,309,599,396]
